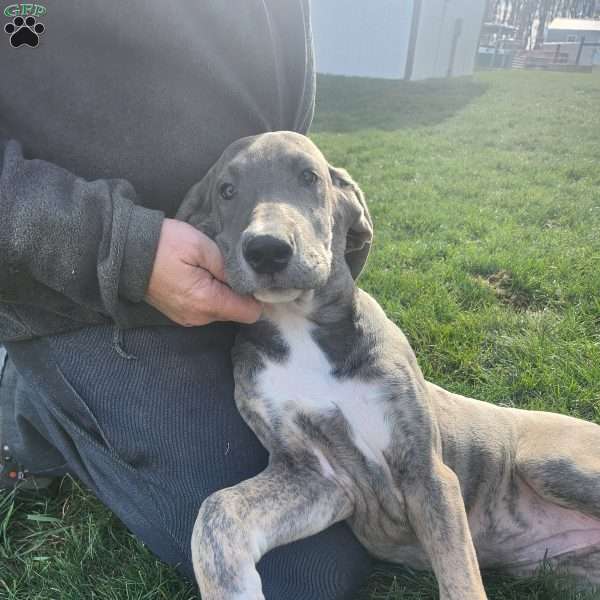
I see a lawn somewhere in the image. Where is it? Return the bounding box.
[2,69,600,599]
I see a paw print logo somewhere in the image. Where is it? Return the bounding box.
[4,15,45,47]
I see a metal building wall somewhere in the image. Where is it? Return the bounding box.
[546,28,600,65]
[311,0,413,79]
[547,29,600,44]
[409,0,487,80]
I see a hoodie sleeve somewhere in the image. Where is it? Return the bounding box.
[0,139,164,325]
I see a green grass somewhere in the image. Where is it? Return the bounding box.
[2,69,600,599]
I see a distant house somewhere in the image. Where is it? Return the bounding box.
[311,0,488,81]
[547,18,600,44]
[546,18,600,65]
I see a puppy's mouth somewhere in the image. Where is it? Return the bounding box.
[252,288,304,304]
[225,243,330,304]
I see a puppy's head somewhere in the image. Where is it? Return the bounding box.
[176,131,372,304]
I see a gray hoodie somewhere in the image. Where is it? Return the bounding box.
[0,0,315,341]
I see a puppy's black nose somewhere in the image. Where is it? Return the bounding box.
[244,235,293,274]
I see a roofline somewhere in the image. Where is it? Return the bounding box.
[548,18,600,32]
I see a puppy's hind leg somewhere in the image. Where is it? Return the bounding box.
[516,412,600,584]
[516,412,600,519]
[191,458,353,600]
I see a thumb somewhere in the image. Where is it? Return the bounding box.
[208,278,263,324]
[186,229,227,282]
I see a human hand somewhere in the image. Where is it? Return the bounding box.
[146,219,262,326]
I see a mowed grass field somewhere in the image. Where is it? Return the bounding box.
[2,69,600,599]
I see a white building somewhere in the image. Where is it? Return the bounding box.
[546,18,600,65]
[311,0,488,81]
[547,18,600,45]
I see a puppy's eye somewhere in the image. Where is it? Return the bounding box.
[220,183,236,200]
[300,169,319,186]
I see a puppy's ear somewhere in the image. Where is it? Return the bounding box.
[329,165,373,280]
[175,166,218,238]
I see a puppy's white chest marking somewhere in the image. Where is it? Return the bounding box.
[256,311,391,462]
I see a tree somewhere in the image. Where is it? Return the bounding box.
[485,0,598,49]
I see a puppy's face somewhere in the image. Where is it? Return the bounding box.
[177,132,372,303]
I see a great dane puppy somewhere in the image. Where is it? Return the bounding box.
[177,131,600,600]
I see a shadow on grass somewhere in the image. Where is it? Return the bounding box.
[312,74,488,134]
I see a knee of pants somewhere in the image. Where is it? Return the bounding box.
[259,522,372,600]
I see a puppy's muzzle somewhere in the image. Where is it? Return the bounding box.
[243,234,293,274]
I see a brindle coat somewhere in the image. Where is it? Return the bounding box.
[177,132,600,600]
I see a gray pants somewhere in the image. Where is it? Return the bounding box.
[1,325,371,598]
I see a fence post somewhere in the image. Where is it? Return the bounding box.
[576,36,585,66]
[554,43,561,63]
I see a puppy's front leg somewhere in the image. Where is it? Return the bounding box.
[405,455,487,600]
[192,459,353,600]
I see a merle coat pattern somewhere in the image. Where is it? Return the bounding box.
[176,132,600,600]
